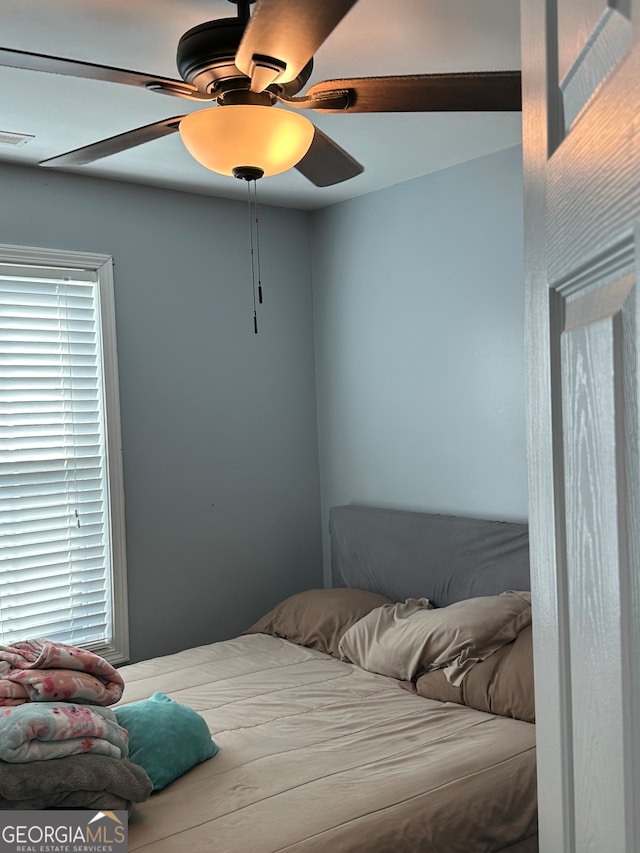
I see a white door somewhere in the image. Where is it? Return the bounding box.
[521,1,639,851]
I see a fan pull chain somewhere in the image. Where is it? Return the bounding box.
[247,180,259,333]
[253,180,263,305]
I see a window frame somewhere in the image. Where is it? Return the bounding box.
[0,242,129,664]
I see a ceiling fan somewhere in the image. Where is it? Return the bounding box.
[0,0,522,187]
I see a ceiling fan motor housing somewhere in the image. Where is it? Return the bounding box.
[176,18,313,100]
[177,19,248,95]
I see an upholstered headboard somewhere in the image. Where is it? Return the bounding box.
[329,504,530,606]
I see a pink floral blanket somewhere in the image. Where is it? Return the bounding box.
[0,701,129,763]
[0,640,124,707]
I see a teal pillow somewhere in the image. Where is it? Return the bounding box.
[114,692,218,791]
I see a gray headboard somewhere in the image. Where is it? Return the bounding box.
[330,505,530,606]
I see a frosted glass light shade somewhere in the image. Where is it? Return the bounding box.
[179,105,315,178]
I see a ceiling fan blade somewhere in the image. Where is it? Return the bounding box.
[0,46,212,101]
[306,71,522,113]
[295,127,363,187]
[39,117,185,167]
[236,0,359,91]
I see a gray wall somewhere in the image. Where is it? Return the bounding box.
[311,145,528,581]
[0,163,322,662]
[2,145,528,653]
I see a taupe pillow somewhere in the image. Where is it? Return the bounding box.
[244,588,393,657]
[415,624,535,723]
[338,591,531,685]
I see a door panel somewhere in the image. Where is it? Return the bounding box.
[556,2,632,133]
[561,275,635,852]
[522,0,640,850]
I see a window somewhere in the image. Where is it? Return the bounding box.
[0,244,128,663]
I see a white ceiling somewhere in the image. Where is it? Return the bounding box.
[0,0,522,211]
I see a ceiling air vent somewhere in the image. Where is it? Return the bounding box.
[0,130,35,147]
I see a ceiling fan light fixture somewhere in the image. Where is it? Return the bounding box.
[179,105,314,178]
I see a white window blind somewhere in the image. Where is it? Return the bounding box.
[0,246,128,663]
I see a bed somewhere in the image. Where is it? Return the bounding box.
[118,504,537,853]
